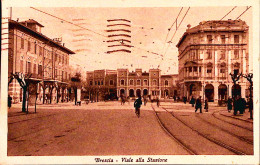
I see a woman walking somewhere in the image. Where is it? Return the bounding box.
[204,98,208,112]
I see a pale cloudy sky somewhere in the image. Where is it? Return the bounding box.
[11,6,252,74]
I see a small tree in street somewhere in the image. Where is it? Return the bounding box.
[242,73,253,119]
[8,73,32,113]
[229,72,242,98]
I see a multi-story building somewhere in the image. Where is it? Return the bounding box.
[86,69,117,101]
[8,19,75,104]
[177,19,249,102]
[86,68,179,101]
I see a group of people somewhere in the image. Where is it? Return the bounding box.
[227,96,252,116]
[192,96,208,113]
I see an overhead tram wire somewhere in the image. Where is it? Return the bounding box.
[30,7,163,59]
[220,6,237,20]
[235,6,251,20]
[158,7,190,69]
[164,7,183,43]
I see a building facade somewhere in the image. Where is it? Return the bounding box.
[177,19,249,102]
[8,19,75,104]
[86,68,179,100]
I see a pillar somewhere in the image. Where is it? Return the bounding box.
[241,84,246,98]
[215,50,218,80]
[228,84,232,97]
[214,84,219,102]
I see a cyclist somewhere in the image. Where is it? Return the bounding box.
[134,96,142,118]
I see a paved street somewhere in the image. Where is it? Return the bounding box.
[8,101,253,156]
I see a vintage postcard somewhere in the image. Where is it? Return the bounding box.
[1,0,259,164]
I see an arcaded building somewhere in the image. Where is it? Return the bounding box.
[177,19,249,102]
[8,19,75,104]
[86,68,179,101]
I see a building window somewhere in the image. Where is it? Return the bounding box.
[101,81,103,85]
[55,53,58,62]
[28,41,31,51]
[207,35,212,43]
[206,50,212,59]
[165,80,168,86]
[129,79,134,85]
[220,69,225,73]
[109,80,113,85]
[26,61,31,74]
[193,67,197,72]
[144,79,148,86]
[33,63,36,74]
[95,81,97,85]
[121,79,125,86]
[98,81,100,85]
[39,46,42,56]
[55,69,58,77]
[20,60,23,72]
[234,50,239,59]
[90,81,93,86]
[152,79,157,86]
[234,69,239,75]
[34,42,37,54]
[220,51,226,60]
[189,67,192,72]
[21,38,24,49]
[234,35,239,43]
[221,35,225,44]
[137,79,141,85]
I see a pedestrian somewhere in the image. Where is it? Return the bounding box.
[204,98,208,112]
[173,95,176,102]
[156,96,160,107]
[195,96,202,113]
[190,96,195,107]
[242,98,247,114]
[143,95,147,106]
[248,98,253,119]
[183,96,187,104]
[8,95,12,109]
[233,96,238,115]
[227,97,232,112]
[134,96,142,118]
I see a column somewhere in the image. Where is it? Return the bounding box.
[241,84,246,98]
[215,50,218,80]
[242,49,246,74]
[228,50,231,80]
[228,84,232,97]
[214,84,218,102]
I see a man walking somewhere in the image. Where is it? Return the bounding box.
[195,96,202,113]
[134,96,142,118]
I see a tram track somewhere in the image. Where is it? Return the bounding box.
[151,105,197,155]
[194,112,253,145]
[212,110,253,132]
[156,105,252,155]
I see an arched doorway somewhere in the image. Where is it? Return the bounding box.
[136,89,141,97]
[189,84,196,96]
[232,84,241,98]
[164,89,169,97]
[143,89,148,96]
[205,84,214,102]
[129,89,135,97]
[120,89,125,95]
[218,84,227,100]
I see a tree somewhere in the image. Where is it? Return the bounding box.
[8,73,32,112]
[229,72,242,99]
[242,73,253,119]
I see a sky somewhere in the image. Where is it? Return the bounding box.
[10,6,253,75]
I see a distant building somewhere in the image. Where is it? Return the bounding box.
[8,19,75,104]
[177,19,249,101]
[86,68,179,101]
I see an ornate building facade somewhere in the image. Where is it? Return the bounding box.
[86,68,179,101]
[8,19,75,104]
[177,19,249,102]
